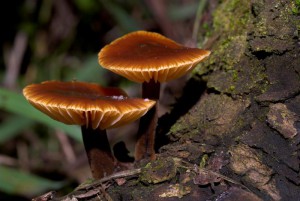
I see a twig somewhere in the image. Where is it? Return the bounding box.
[174,157,251,192]
[76,168,141,191]
[3,31,28,89]
[145,0,174,38]
[0,154,18,166]
[32,191,56,201]
[193,165,251,192]
[192,0,208,44]
[17,141,30,171]
[50,168,141,201]
[55,130,76,164]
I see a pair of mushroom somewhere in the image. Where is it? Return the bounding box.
[23,31,210,179]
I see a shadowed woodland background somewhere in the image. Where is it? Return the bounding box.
[0,0,300,201]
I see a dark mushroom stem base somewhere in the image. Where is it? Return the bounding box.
[81,126,115,179]
[135,80,160,161]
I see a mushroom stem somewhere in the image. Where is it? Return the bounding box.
[81,126,115,179]
[135,80,160,161]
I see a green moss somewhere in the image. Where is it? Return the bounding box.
[291,0,300,15]
[169,122,186,135]
[229,85,235,91]
[140,157,177,184]
[202,23,212,38]
[199,154,209,168]
[195,0,298,96]
[194,0,251,93]
[213,0,251,33]
[232,70,238,81]
[256,18,268,36]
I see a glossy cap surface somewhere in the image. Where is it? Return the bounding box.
[98,31,211,83]
[23,81,156,130]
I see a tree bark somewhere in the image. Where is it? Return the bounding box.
[49,0,300,200]
[158,0,300,200]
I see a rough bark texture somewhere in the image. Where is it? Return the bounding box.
[50,0,300,200]
[160,0,300,200]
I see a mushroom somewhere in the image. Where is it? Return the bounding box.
[98,31,211,161]
[23,80,156,178]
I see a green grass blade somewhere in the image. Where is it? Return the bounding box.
[0,116,34,144]
[101,0,140,32]
[0,88,82,142]
[168,2,198,20]
[66,55,107,85]
[0,165,65,197]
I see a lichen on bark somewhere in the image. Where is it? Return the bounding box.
[168,94,251,142]
[194,0,268,95]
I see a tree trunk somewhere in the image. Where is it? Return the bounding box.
[157,0,300,200]
[49,0,300,200]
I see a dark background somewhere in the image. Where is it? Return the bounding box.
[0,0,211,200]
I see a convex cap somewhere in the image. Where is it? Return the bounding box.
[98,30,211,83]
[23,81,156,130]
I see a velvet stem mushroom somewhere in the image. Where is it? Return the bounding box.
[134,80,160,160]
[81,127,114,179]
[23,81,156,179]
[98,30,211,161]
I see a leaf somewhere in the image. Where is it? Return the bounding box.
[168,2,198,20]
[101,0,140,32]
[74,0,99,13]
[0,88,82,142]
[0,165,65,197]
[0,115,33,144]
[66,55,107,85]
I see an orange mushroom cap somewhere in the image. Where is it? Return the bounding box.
[23,81,156,130]
[98,31,211,83]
